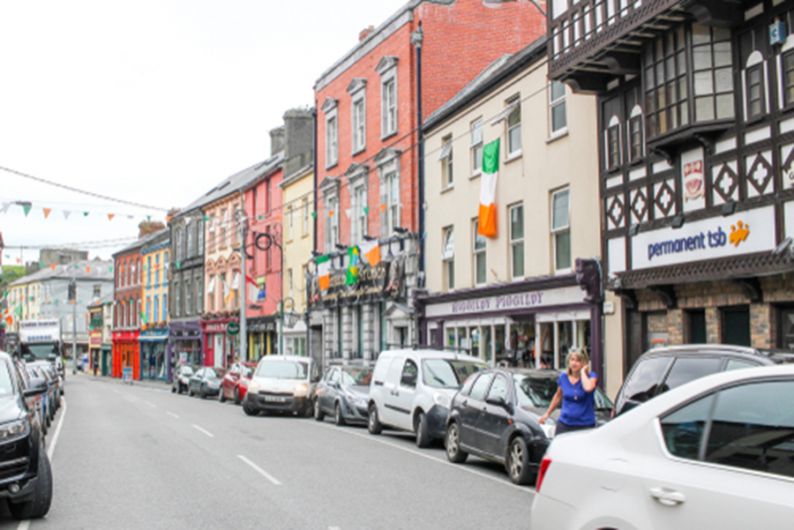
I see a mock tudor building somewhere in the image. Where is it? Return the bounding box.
[548,0,794,379]
[419,38,604,382]
[310,0,547,363]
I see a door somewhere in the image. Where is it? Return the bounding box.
[380,357,406,426]
[477,374,511,456]
[388,359,418,431]
[686,310,707,344]
[321,368,339,413]
[721,306,750,346]
[214,334,224,369]
[459,373,493,449]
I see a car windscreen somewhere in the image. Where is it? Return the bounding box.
[256,361,308,380]
[0,361,15,397]
[340,367,373,386]
[422,359,486,389]
[515,374,615,410]
[207,368,225,379]
[21,343,58,361]
[180,366,194,376]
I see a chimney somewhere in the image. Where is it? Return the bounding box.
[282,108,315,179]
[359,25,375,42]
[270,126,285,156]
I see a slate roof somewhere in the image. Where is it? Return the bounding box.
[10,259,114,286]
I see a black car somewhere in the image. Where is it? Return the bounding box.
[0,351,52,519]
[313,364,373,426]
[188,367,225,398]
[445,368,612,485]
[613,344,794,417]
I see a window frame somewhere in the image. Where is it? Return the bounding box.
[505,96,522,158]
[508,202,525,280]
[441,135,454,189]
[746,62,765,121]
[325,110,339,169]
[549,81,567,136]
[470,118,483,176]
[442,225,455,291]
[473,219,487,286]
[381,71,398,138]
[551,188,572,273]
[324,193,339,252]
[606,120,622,171]
[350,182,368,245]
[351,88,367,154]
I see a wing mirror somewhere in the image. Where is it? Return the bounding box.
[24,378,48,398]
[486,395,513,412]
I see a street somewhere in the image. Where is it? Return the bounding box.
[1,374,533,530]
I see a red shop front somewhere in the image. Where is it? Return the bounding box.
[202,318,237,369]
[112,330,140,380]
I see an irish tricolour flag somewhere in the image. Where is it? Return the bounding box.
[478,139,500,238]
[317,254,332,291]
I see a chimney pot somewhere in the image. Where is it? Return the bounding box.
[359,25,375,42]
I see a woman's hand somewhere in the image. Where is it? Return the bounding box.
[580,362,590,375]
[538,413,549,425]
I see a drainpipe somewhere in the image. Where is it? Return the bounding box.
[412,23,425,282]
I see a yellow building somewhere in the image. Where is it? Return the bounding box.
[280,163,314,356]
[140,229,170,380]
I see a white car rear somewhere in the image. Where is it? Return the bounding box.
[530,364,794,530]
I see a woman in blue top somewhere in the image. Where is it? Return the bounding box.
[538,348,598,435]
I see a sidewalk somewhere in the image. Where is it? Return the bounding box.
[75,371,172,391]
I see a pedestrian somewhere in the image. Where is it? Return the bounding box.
[538,347,598,435]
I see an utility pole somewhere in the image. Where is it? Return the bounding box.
[238,211,248,362]
[69,277,77,374]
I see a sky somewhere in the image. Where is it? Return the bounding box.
[0,0,404,265]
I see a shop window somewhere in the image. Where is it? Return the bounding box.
[442,226,454,291]
[686,309,707,344]
[440,135,453,189]
[549,81,567,135]
[473,220,487,285]
[551,188,571,272]
[470,118,483,175]
[722,306,750,346]
[509,203,524,279]
[783,50,794,108]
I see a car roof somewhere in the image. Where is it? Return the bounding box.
[377,349,483,362]
[638,343,794,364]
[259,355,312,363]
[0,350,11,362]
[497,367,560,379]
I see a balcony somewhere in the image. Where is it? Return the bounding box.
[548,0,745,92]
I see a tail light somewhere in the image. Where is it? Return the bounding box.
[535,457,552,492]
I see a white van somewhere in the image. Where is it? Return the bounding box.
[367,349,486,447]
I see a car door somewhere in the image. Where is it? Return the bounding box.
[320,369,339,413]
[459,373,493,450]
[380,356,406,427]
[388,359,418,432]
[224,365,238,397]
[477,374,512,457]
[626,377,794,529]
[191,368,203,393]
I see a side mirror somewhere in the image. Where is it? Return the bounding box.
[486,395,512,411]
[48,354,57,362]
[24,378,48,398]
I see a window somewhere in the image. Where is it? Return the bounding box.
[383,170,400,236]
[266,180,272,214]
[469,373,494,401]
[645,26,689,136]
[440,135,453,188]
[400,359,418,388]
[551,189,571,271]
[487,375,509,403]
[473,220,486,285]
[184,277,192,316]
[145,297,151,324]
[146,257,152,287]
[660,392,714,460]
[195,274,203,314]
[301,198,309,237]
[326,114,338,167]
[549,81,567,134]
[155,254,161,286]
[509,204,524,279]
[351,184,368,245]
[746,64,764,120]
[783,51,794,107]
[692,25,733,122]
[187,221,196,257]
[606,121,621,170]
[154,294,160,323]
[506,98,522,156]
[722,306,751,346]
[93,284,101,299]
[219,273,226,311]
[381,76,397,137]
[286,205,293,241]
[352,94,366,153]
[207,275,215,312]
[442,226,454,290]
[287,268,294,298]
[219,210,227,250]
[197,219,204,255]
[470,119,483,174]
[325,195,339,251]
[662,357,723,392]
[628,115,643,161]
[162,294,167,320]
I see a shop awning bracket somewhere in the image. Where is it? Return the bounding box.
[649,285,677,309]
[734,278,762,303]
[614,289,637,310]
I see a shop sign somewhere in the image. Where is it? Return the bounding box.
[227,322,240,336]
[681,147,705,212]
[632,206,775,270]
[90,332,102,346]
[204,323,228,334]
[425,285,585,319]
[313,260,402,303]
[248,320,276,332]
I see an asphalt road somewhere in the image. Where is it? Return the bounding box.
[1,373,535,529]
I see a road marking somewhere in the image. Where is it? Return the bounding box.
[329,527,341,530]
[191,424,214,438]
[144,401,157,408]
[47,398,67,460]
[166,411,180,419]
[17,521,29,530]
[310,423,530,493]
[237,454,282,486]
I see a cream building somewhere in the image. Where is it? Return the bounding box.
[280,163,314,356]
[421,38,621,395]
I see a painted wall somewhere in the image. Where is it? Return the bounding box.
[281,166,314,315]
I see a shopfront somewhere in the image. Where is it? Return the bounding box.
[169,320,203,370]
[112,330,140,380]
[202,319,237,368]
[247,317,277,360]
[89,331,102,374]
[421,277,596,369]
[140,328,168,380]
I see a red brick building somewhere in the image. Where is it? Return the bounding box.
[112,241,143,379]
[309,0,546,360]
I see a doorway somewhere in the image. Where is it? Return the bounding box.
[686,309,707,343]
[721,306,750,346]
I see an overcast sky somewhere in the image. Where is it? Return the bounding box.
[0,0,402,265]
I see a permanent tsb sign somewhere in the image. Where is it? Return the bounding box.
[631,206,776,270]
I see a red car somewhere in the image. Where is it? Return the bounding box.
[219,362,257,404]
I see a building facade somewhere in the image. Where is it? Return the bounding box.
[113,243,144,379]
[87,294,113,375]
[548,0,794,388]
[419,38,602,375]
[140,229,170,380]
[311,0,546,363]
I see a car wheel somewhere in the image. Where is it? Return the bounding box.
[41,414,48,436]
[313,399,325,422]
[9,446,52,520]
[334,403,346,426]
[171,386,176,394]
[234,388,241,405]
[367,404,382,435]
[415,411,432,448]
[188,387,194,397]
[243,401,259,417]
[445,422,468,463]
[219,388,226,403]
[506,436,533,485]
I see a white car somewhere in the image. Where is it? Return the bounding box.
[243,355,320,417]
[530,364,794,530]
[367,349,486,447]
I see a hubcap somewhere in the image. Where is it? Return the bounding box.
[447,425,459,456]
[510,442,524,478]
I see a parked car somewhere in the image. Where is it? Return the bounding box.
[530,364,794,530]
[242,355,320,417]
[445,368,613,485]
[367,349,486,447]
[19,363,46,437]
[0,350,53,520]
[188,367,225,398]
[28,362,61,411]
[613,344,794,417]
[24,366,52,433]
[219,362,257,404]
[172,365,194,394]
[313,363,374,426]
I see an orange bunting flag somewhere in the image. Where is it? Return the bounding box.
[107,213,115,221]
[42,208,52,219]
[50,264,57,271]
[85,266,91,273]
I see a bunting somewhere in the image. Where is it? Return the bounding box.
[42,208,52,219]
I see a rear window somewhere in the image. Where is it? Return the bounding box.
[661,357,723,392]
[619,356,674,408]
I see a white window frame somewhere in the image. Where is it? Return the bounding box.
[470,118,483,176]
[551,188,572,274]
[352,90,367,154]
[442,226,454,291]
[440,135,454,189]
[286,205,293,242]
[384,170,400,236]
[506,96,522,158]
[381,72,398,138]
[473,219,487,286]
[509,203,524,280]
[301,198,309,238]
[549,81,567,137]
[325,111,339,169]
[325,193,339,252]
[351,183,368,245]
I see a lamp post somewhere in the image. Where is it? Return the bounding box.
[238,210,248,362]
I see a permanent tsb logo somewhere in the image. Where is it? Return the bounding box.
[648,219,750,262]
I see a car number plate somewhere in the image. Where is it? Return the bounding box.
[264,396,288,403]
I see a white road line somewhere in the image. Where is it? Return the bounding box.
[166,411,180,419]
[329,527,341,530]
[311,423,530,493]
[191,424,214,438]
[47,398,67,460]
[17,520,30,530]
[237,454,282,486]
[143,401,157,408]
